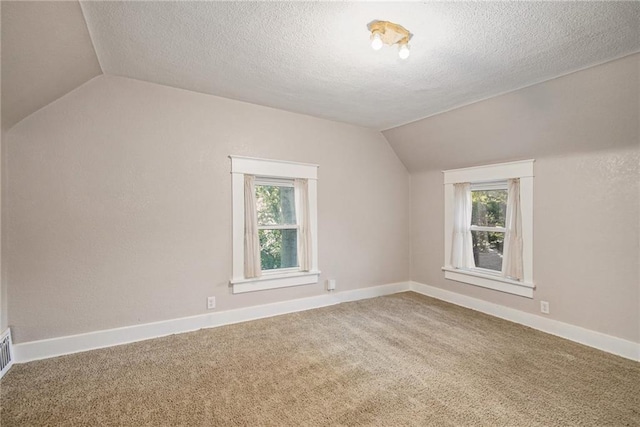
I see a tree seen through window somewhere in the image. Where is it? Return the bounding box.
[255,184,298,270]
[471,189,507,271]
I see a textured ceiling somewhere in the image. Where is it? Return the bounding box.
[1,1,101,131]
[80,1,640,130]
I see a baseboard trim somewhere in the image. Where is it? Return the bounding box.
[13,281,410,363]
[13,280,639,364]
[410,281,640,362]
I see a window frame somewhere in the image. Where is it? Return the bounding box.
[254,177,299,273]
[442,160,535,298]
[230,156,319,294]
[469,180,507,275]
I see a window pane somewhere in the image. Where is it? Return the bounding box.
[259,229,298,270]
[255,185,296,226]
[471,190,507,227]
[471,230,504,271]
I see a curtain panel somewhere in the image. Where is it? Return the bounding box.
[503,178,524,280]
[243,175,261,278]
[294,178,312,271]
[451,182,475,269]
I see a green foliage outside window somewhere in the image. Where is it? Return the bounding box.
[471,190,507,270]
[255,185,297,270]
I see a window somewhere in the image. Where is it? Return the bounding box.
[230,156,319,294]
[443,160,534,298]
[255,179,298,271]
[470,182,507,273]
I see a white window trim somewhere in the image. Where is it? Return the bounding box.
[230,156,320,294]
[443,159,535,298]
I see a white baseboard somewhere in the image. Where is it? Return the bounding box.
[13,281,410,363]
[410,281,640,362]
[12,280,639,364]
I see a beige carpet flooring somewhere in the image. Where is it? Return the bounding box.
[1,292,639,426]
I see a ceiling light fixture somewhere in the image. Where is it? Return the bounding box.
[398,44,410,60]
[367,20,412,59]
[371,33,383,51]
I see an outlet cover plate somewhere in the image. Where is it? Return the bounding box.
[540,301,549,314]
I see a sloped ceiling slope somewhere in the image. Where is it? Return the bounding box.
[383,53,639,173]
[1,1,101,131]
[81,1,640,130]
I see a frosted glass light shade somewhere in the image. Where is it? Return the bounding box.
[398,44,410,59]
[371,33,383,51]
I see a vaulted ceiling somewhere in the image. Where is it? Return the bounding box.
[1,1,101,131]
[3,1,640,131]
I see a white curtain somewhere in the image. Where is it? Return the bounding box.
[503,178,524,280]
[244,175,261,278]
[451,183,475,269]
[294,178,312,271]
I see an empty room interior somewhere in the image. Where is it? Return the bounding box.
[1,1,639,426]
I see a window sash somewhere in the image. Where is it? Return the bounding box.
[470,225,506,233]
[255,177,294,187]
[470,175,507,271]
[258,228,299,271]
[258,224,298,230]
[471,183,508,230]
[469,228,505,274]
[470,181,507,191]
[255,179,297,228]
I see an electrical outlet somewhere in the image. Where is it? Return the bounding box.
[327,279,336,291]
[207,296,216,310]
[540,301,550,314]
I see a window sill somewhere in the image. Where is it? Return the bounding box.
[441,267,534,298]
[230,270,321,294]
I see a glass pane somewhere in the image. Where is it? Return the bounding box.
[471,230,504,272]
[472,190,507,227]
[255,185,296,226]
[259,229,298,270]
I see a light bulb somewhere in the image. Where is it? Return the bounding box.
[371,33,383,51]
[398,43,410,59]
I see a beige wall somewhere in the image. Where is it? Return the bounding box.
[5,75,410,343]
[4,52,637,347]
[411,148,639,342]
[1,129,5,332]
[1,132,5,333]
[1,0,101,131]
[386,55,640,343]
[1,0,6,332]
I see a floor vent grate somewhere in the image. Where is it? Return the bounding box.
[0,328,14,378]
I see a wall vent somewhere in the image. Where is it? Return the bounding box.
[0,328,14,379]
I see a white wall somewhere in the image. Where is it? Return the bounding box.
[5,75,410,343]
[384,54,640,343]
